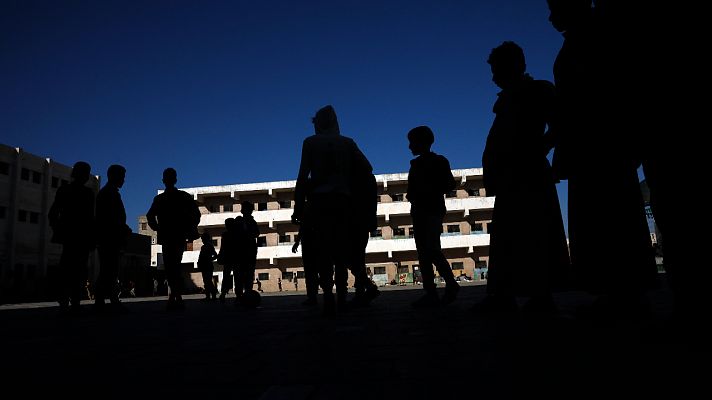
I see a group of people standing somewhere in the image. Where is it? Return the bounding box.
[48,0,688,321]
[49,163,132,313]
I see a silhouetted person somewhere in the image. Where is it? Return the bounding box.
[292,105,372,316]
[233,201,259,305]
[474,41,570,315]
[94,164,131,313]
[278,277,282,292]
[255,278,263,293]
[548,0,656,317]
[345,148,381,308]
[218,217,238,302]
[146,168,201,311]
[406,126,459,308]
[292,194,319,306]
[48,161,95,314]
[198,232,218,300]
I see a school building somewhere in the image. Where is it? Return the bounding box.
[139,168,494,293]
[0,144,102,303]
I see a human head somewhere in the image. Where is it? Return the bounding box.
[407,126,435,156]
[201,231,212,244]
[547,0,592,33]
[107,164,126,188]
[487,41,526,90]
[241,201,254,216]
[162,168,177,189]
[71,161,91,185]
[312,105,340,135]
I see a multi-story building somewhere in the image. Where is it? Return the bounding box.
[143,168,493,294]
[0,144,101,303]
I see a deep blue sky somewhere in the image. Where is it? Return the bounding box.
[1,0,568,230]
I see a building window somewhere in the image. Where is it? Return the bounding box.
[212,239,219,247]
[224,204,233,212]
[472,223,484,233]
[370,228,382,238]
[257,236,267,247]
[258,273,269,281]
[21,168,30,180]
[141,222,148,231]
[257,202,268,211]
[296,270,305,279]
[18,209,27,222]
[376,195,381,203]
[467,188,480,197]
[51,177,59,188]
[208,205,218,213]
[452,262,464,270]
[446,190,458,198]
[397,265,409,274]
[447,224,460,234]
[278,200,291,209]
[32,171,42,184]
[279,234,291,243]
[393,227,405,238]
[392,193,404,202]
[0,161,9,175]
[374,266,386,275]
[0,206,6,219]
[29,212,39,224]
[283,272,294,281]
[475,260,488,269]
[186,242,193,251]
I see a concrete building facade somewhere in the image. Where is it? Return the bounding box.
[142,168,493,294]
[0,144,101,303]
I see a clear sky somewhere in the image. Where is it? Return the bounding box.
[1,0,568,231]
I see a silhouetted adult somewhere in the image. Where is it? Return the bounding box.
[94,164,132,312]
[146,168,201,310]
[198,232,218,300]
[595,2,699,324]
[406,126,459,308]
[48,161,95,313]
[548,0,656,316]
[292,105,372,315]
[475,42,570,314]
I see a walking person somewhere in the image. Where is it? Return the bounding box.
[94,164,132,313]
[146,168,201,311]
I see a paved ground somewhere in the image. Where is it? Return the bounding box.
[0,280,703,399]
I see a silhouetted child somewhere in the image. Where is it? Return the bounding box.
[234,202,259,305]
[291,200,318,306]
[198,232,218,300]
[218,218,238,302]
[406,126,459,308]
